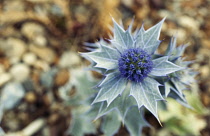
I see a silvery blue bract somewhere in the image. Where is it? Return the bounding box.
[163,36,197,108]
[81,18,194,136]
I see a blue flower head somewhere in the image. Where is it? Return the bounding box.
[81,18,184,123]
[118,48,153,82]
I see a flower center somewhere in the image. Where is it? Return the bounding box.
[118,48,153,82]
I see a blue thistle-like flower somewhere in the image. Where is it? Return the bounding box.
[81,18,184,122]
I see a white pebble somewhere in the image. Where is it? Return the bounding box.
[34,35,47,47]
[10,63,30,82]
[59,51,81,68]
[179,16,199,31]
[0,73,11,87]
[23,52,37,65]
[5,38,26,58]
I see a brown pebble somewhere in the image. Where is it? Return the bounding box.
[48,113,60,124]
[202,93,210,107]
[25,92,37,103]
[0,58,10,70]
[50,103,61,112]
[43,93,54,106]
[55,69,70,86]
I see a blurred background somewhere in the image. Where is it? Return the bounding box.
[0,0,210,136]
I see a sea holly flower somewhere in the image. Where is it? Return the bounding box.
[81,17,184,122]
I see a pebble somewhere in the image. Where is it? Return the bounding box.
[202,92,210,107]
[21,23,45,40]
[0,73,12,87]
[178,16,199,31]
[59,51,81,68]
[0,57,10,70]
[48,113,60,124]
[200,66,210,79]
[25,92,36,104]
[34,35,47,47]
[34,60,50,71]
[40,68,57,88]
[4,1,25,12]
[5,38,26,58]
[121,0,134,8]
[10,63,30,82]
[0,82,25,110]
[55,69,70,86]
[9,57,20,65]
[29,45,56,64]
[43,92,54,106]
[22,52,37,65]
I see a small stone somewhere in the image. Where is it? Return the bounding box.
[25,92,36,103]
[10,63,30,82]
[178,16,199,31]
[48,113,60,124]
[34,35,47,47]
[23,52,37,65]
[200,66,210,78]
[55,69,70,86]
[21,23,45,40]
[121,0,134,7]
[43,92,53,106]
[4,1,25,12]
[202,93,210,107]
[1,82,25,110]
[40,68,57,88]
[9,57,21,65]
[34,60,50,71]
[0,58,10,71]
[0,73,11,87]
[5,38,26,58]
[59,51,81,68]
[30,45,56,64]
